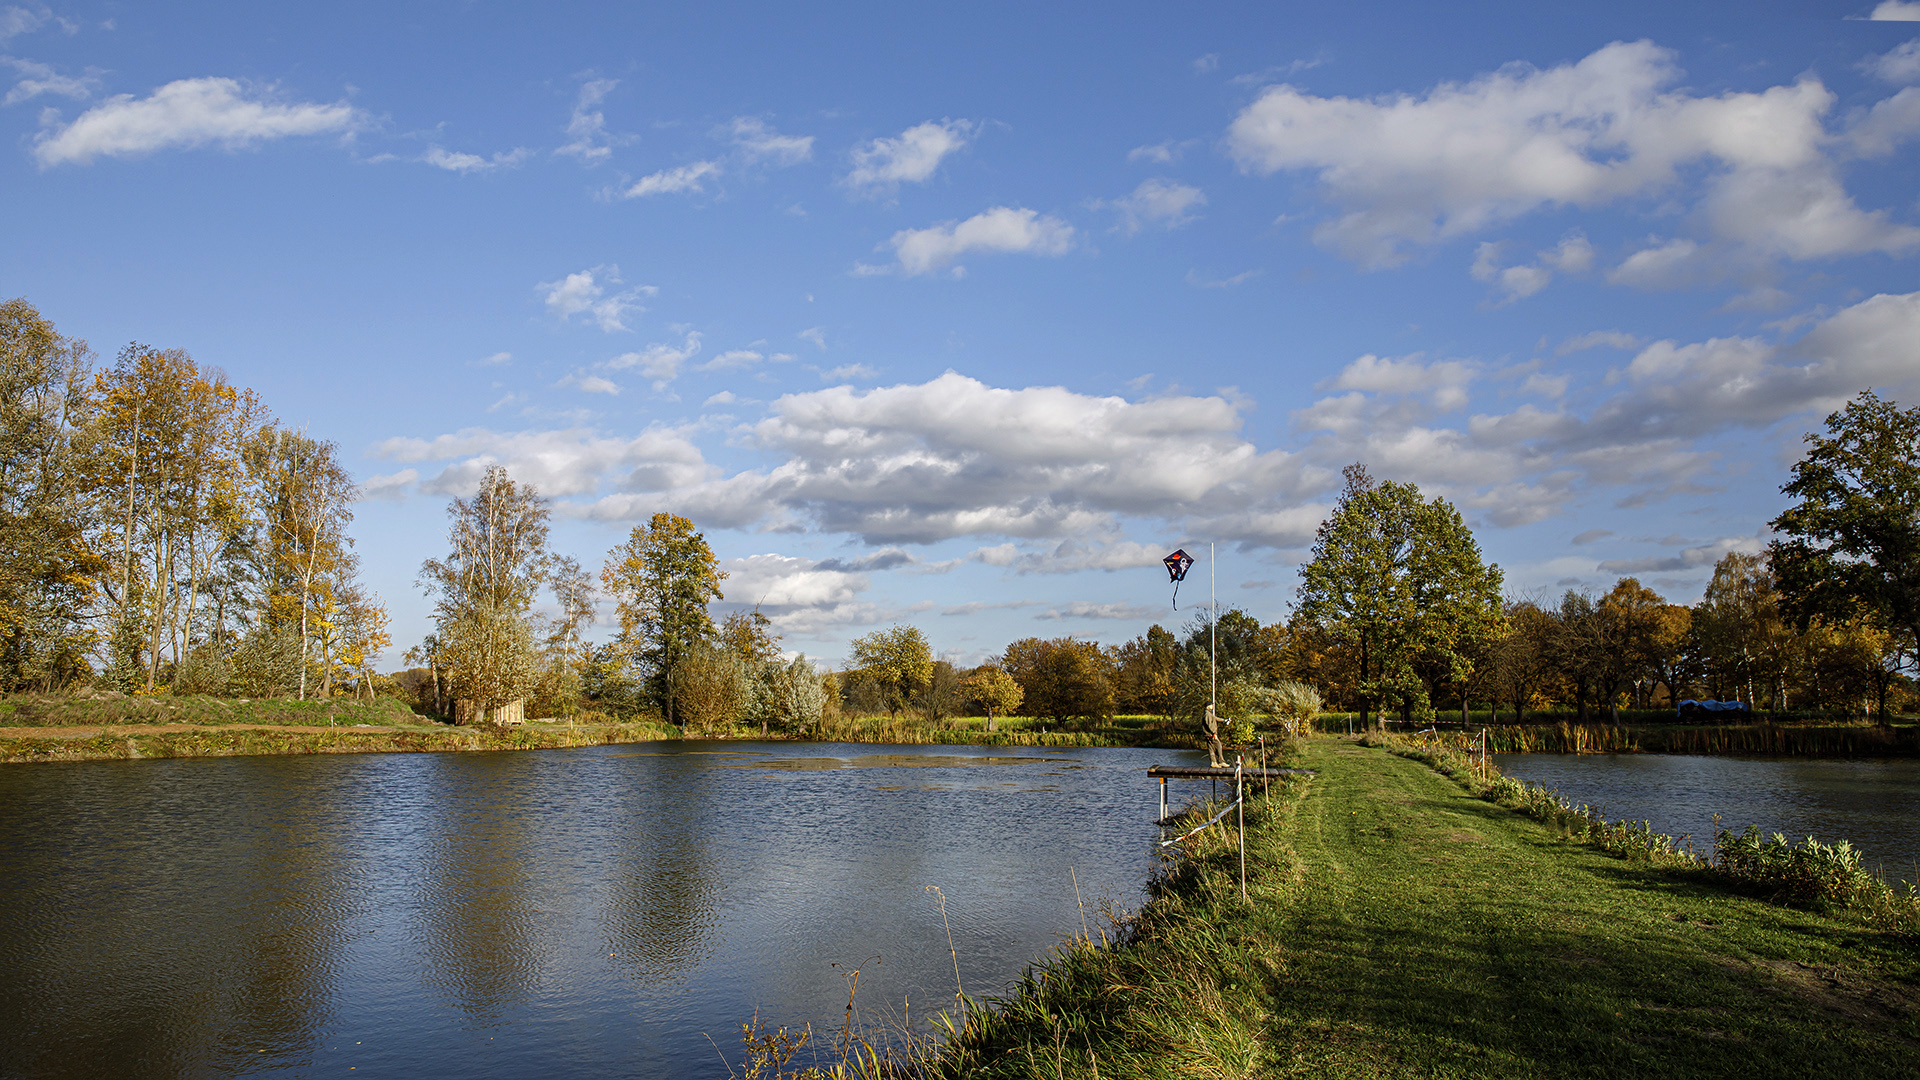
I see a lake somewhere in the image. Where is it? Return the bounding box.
[0,741,1200,1079]
[1494,752,1920,880]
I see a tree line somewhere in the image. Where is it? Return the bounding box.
[1,298,384,697]
[8,293,1914,732]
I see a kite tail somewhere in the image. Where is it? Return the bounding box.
[1172,579,1181,610]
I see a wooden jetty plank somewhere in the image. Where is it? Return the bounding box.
[1147,765,1314,779]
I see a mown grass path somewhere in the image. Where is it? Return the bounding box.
[934,738,1919,1079]
[1260,740,1920,1078]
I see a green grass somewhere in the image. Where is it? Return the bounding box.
[921,738,1920,1079]
[0,692,428,728]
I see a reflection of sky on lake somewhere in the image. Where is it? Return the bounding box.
[1494,753,1920,881]
[0,741,1201,1078]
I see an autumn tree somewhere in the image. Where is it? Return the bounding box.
[420,466,551,723]
[0,298,101,690]
[602,512,726,725]
[962,666,1024,730]
[1002,636,1115,722]
[1594,578,1666,722]
[1488,599,1555,722]
[244,427,357,698]
[1112,624,1177,716]
[848,624,935,719]
[90,343,268,691]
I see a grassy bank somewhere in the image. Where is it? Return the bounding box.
[912,738,1920,1078]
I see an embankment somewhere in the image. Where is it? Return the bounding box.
[924,739,1920,1079]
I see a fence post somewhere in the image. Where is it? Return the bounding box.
[1236,756,1247,905]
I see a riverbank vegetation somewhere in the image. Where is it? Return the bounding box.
[881,738,1920,1079]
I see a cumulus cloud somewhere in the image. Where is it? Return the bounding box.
[1128,141,1178,164]
[1862,39,1920,83]
[1867,1,1920,19]
[423,145,530,173]
[843,118,973,196]
[1296,288,1920,526]
[1038,601,1167,621]
[1598,534,1763,573]
[887,206,1075,276]
[730,116,812,164]
[1226,40,1920,267]
[556,78,620,163]
[32,76,357,166]
[1323,352,1477,410]
[1096,178,1206,234]
[619,159,720,198]
[539,266,654,332]
[559,371,620,395]
[702,348,763,372]
[374,425,712,498]
[607,330,703,388]
[1556,330,1641,355]
[2,57,100,106]
[798,326,827,350]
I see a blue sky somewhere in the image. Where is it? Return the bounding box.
[6,0,1920,668]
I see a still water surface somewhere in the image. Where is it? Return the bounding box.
[0,741,1198,1079]
[1495,752,1920,878]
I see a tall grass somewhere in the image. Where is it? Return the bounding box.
[1371,731,1920,938]
[1472,721,1920,757]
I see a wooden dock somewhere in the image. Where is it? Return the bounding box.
[1146,765,1314,779]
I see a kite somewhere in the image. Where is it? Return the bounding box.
[1163,549,1194,609]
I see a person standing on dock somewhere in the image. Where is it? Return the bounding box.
[1205,703,1225,767]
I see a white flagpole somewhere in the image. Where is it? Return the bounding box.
[1210,541,1217,710]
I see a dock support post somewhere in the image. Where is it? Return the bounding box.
[1158,776,1167,822]
[1236,757,1247,905]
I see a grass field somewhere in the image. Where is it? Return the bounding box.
[922,737,1920,1079]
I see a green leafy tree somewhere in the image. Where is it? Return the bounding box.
[848,624,934,719]
[1295,464,1504,726]
[1770,390,1920,705]
[601,512,726,726]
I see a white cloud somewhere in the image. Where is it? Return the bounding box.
[1469,233,1590,303]
[422,145,530,173]
[1194,53,1220,74]
[1226,40,1920,267]
[1323,352,1476,409]
[556,78,620,164]
[1297,289,1920,525]
[539,266,654,332]
[1868,1,1920,19]
[1862,39,1920,83]
[1128,141,1178,164]
[1186,268,1261,288]
[1037,601,1166,621]
[1598,534,1763,573]
[819,363,877,381]
[32,76,357,166]
[1097,178,1206,234]
[1607,237,1705,289]
[730,116,813,164]
[619,159,719,198]
[1556,330,1641,355]
[2,57,99,106]
[374,425,712,498]
[559,371,620,395]
[798,326,827,350]
[0,5,50,42]
[360,469,419,501]
[702,349,763,372]
[843,118,973,196]
[888,206,1075,276]
[704,390,736,407]
[474,351,512,367]
[607,331,703,388]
